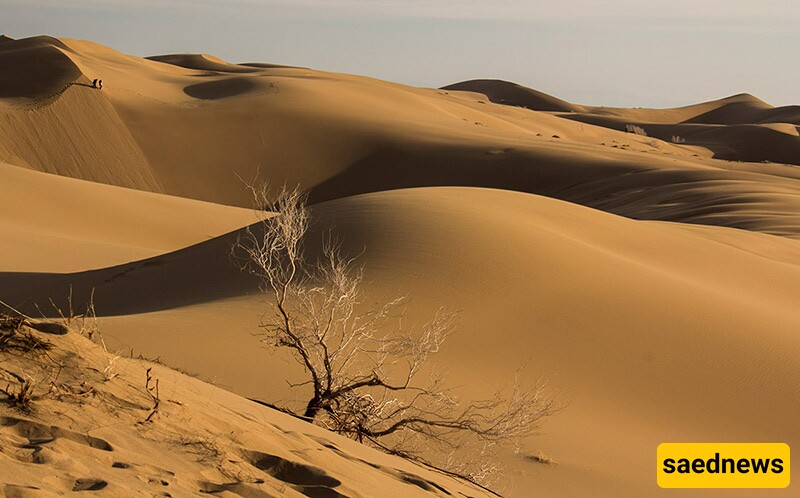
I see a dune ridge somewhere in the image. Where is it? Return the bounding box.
[147,53,261,73]
[441,79,586,113]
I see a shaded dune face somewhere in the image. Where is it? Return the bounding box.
[0,36,83,99]
[557,113,800,165]
[183,77,259,99]
[305,144,800,238]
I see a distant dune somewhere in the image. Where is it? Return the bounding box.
[683,94,800,125]
[1,36,799,498]
[441,79,585,113]
[445,81,800,168]
[147,53,260,73]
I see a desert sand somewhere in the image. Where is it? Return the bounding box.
[1,35,799,497]
[0,318,490,497]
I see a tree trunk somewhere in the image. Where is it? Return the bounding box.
[304,397,321,420]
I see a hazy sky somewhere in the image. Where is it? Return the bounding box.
[3,0,798,107]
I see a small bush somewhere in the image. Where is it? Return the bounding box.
[1,377,36,412]
[0,314,52,353]
[625,124,647,136]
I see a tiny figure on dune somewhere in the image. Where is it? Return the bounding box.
[92,79,104,90]
[92,79,98,88]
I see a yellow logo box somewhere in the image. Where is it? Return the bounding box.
[657,443,790,488]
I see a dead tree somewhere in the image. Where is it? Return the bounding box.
[231,184,558,485]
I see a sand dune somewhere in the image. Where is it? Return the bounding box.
[556,112,800,168]
[444,81,791,126]
[584,93,779,125]
[684,96,800,126]
[148,53,261,73]
[4,187,800,496]
[2,35,799,498]
[442,79,585,113]
[0,161,255,272]
[448,80,800,167]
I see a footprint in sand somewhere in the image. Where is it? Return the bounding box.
[72,478,107,491]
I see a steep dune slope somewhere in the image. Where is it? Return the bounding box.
[0,87,162,191]
[0,162,255,272]
[3,187,799,497]
[0,38,166,191]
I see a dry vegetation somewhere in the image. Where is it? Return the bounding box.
[625,124,648,136]
[0,312,52,412]
[232,184,560,488]
[0,304,495,496]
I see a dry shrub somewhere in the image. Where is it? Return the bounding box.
[231,184,561,488]
[625,124,647,136]
[0,314,52,353]
[1,376,37,412]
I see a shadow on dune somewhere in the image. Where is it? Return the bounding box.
[0,36,83,99]
[306,143,630,205]
[184,77,258,100]
[445,80,800,166]
[307,145,800,238]
[684,100,800,126]
[558,113,800,167]
[0,213,364,318]
[0,229,258,317]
